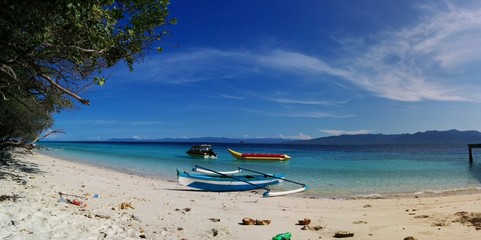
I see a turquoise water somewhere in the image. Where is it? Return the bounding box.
[39,142,481,198]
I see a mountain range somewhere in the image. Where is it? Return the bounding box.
[108,137,288,144]
[108,129,481,145]
[290,129,481,145]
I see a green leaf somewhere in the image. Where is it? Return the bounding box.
[94,77,106,86]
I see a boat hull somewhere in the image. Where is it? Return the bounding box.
[227,148,291,161]
[186,145,217,158]
[177,170,283,192]
[187,153,216,159]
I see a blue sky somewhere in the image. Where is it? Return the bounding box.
[51,0,481,141]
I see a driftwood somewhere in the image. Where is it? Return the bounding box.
[0,130,64,152]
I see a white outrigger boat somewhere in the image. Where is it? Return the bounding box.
[191,166,242,175]
[177,165,307,197]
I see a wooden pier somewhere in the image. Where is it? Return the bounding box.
[468,144,481,163]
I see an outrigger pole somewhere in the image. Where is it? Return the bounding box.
[193,165,270,191]
[238,167,307,197]
[238,167,306,187]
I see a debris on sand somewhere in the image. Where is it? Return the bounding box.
[119,202,135,210]
[242,218,255,225]
[0,194,20,202]
[334,231,354,238]
[298,218,311,225]
[454,211,481,230]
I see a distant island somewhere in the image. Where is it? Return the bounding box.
[289,129,481,146]
[107,129,481,146]
[108,137,289,144]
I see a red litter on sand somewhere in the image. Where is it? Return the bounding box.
[72,199,87,207]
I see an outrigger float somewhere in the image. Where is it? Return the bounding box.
[176,165,306,197]
[227,148,291,161]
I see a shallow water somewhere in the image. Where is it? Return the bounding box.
[39,142,481,198]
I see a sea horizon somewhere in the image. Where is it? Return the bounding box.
[38,141,481,198]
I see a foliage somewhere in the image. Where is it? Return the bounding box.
[0,0,175,142]
[0,97,53,141]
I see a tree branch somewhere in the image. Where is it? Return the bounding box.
[43,43,111,54]
[31,129,65,144]
[40,73,90,105]
[1,63,17,81]
[0,91,9,100]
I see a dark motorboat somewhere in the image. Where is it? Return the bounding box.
[186,145,217,158]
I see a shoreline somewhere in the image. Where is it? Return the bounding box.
[1,151,481,239]
[40,150,481,201]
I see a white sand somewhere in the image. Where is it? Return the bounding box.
[1,151,481,239]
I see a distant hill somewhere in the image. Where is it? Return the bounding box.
[290,129,481,145]
[108,137,291,144]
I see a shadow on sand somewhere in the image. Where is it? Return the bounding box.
[0,150,46,184]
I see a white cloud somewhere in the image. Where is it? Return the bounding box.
[132,135,143,139]
[218,94,245,100]
[253,109,354,118]
[262,97,342,106]
[120,2,481,102]
[279,133,312,140]
[333,2,481,101]
[256,50,350,77]
[320,129,372,136]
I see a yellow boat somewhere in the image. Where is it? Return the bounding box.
[227,148,291,161]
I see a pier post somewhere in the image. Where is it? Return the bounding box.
[469,145,473,163]
[468,144,481,163]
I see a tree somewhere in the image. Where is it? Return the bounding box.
[0,0,176,143]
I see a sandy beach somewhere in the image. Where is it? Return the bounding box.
[1,151,481,239]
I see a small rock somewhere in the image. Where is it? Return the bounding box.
[404,237,417,240]
[212,228,218,236]
[363,204,372,208]
[95,214,110,219]
[209,218,221,222]
[255,219,271,225]
[139,234,146,238]
[242,218,256,225]
[334,231,354,238]
[353,221,367,224]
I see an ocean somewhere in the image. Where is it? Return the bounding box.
[38,141,481,198]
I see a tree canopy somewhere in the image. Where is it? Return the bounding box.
[0,0,175,144]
